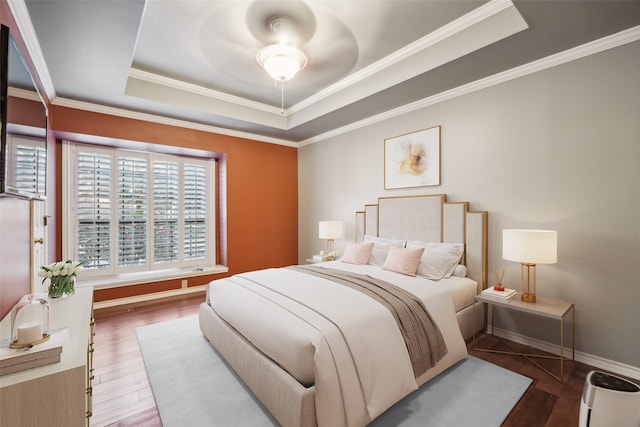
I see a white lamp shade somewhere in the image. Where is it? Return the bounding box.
[503,229,557,264]
[319,221,343,240]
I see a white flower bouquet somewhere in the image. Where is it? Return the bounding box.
[39,260,83,298]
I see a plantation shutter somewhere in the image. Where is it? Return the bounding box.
[118,156,147,267]
[65,141,215,280]
[77,151,112,270]
[183,162,207,260]
[153,159,179,264]
[12,137,46,196]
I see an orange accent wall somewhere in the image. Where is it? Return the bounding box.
[49,106,298,303]
[7,96,47,128]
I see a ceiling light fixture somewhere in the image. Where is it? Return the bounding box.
[257,44,307,82]
[257,17,307,114]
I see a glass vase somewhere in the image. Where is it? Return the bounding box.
[48,275,76,299]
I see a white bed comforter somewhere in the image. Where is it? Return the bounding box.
[207,262,467,427]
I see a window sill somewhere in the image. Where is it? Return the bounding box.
[76,265,229,290]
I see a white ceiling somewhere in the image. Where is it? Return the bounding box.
[9,0,640,146]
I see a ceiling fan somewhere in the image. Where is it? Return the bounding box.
[256,16,308,113]
[257,16,308,82]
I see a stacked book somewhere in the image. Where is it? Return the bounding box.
[0,328,67,376]
[481,286,518,300]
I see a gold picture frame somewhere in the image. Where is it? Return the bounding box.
[384,125,441,189]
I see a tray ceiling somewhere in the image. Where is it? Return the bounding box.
[10,0,640,145]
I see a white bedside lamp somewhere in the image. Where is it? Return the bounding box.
[318,221,343,253]
[503,229,557,303]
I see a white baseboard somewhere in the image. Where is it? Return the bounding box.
[93,285,206,310]
[491,326,640,381]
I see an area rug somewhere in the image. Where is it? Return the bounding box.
[137,315,531,427]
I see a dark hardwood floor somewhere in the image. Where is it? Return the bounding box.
[92,294,601,427]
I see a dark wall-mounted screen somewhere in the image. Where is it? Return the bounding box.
[0,24,48,200]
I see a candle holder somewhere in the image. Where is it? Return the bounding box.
[10,295,50,349]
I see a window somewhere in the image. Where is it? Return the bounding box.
[64,142,216,280]
[6,134,46,197]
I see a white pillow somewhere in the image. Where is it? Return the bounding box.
[341,241,374,265]
[364,235,406,267]
[452,264,468,277]
[382,245,424,276]
[406,241,464,280]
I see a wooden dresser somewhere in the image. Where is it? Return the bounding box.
[1,287,94,426]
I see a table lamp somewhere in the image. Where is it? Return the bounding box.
[318,221,343,253]
[503,229,557,303]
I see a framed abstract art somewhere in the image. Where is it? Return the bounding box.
[384,126,441,189]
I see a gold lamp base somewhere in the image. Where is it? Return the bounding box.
[520,292,536,303]
[520,262,537,303]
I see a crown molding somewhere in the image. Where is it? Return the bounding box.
[128,68,282,115]
[291,0,518,113]
[299,24,640,146]
[29,19,640,149]
[8,86,41,102]
[7,0,56,102]
[51,97,298,148]
[126,0,526,130]
[54,23,640,149]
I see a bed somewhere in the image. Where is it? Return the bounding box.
[199,194,487,427]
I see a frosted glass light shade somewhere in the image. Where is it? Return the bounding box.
[257,44,307,81]
[319,221,344,240]
[503,229,557,264]
[264,55,300,81]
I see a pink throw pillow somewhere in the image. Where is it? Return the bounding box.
[382,245,425,276]
[341,242,375,265]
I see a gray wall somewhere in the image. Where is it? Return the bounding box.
[298,40,640,370]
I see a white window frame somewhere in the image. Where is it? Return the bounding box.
[62,141,217,285]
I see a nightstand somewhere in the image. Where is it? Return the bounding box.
[306,256,328,264]
[473,293,575,382]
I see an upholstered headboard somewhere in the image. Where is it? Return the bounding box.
[355,194,487,292]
